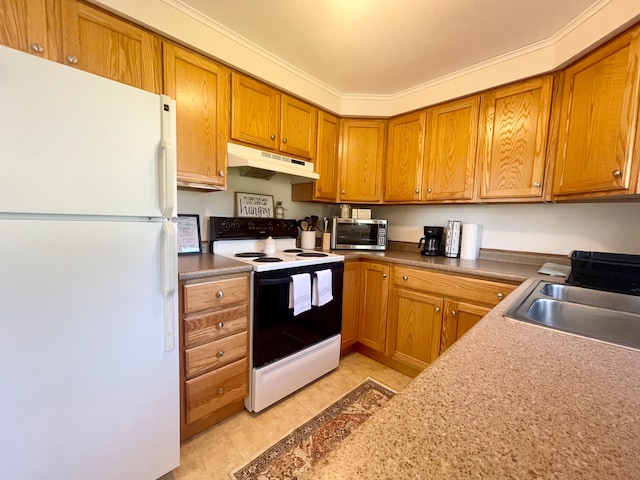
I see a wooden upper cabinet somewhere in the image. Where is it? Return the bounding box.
[163,43,230,190]
[59,0,162,93]
[552,26,640,199]
[231,73,279,150]
[339,119,386,203]
[0,0,49,58]
[384,111,426,202]
[424,95,480,201]
[313,111,340,201]
[231,73,317,160]
[280,94,317,159]
[477,76,553,201]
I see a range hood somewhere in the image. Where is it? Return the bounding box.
[227,142,319,181]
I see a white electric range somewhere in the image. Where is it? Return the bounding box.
[209,216,344,412]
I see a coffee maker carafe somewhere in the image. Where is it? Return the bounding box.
[418,226,444,256]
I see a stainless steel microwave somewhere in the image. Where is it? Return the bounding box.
[331,217,387,250]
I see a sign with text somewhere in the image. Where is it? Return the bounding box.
[235,192,274,218]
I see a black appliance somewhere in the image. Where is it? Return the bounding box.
[567,251,640,296]
[418,226,444,256]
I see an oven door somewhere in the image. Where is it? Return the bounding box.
[252,261,344,369]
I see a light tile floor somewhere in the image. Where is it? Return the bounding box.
[160,353,412,480]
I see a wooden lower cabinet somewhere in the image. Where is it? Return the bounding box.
[440,300,490,354]
[353,261,518,376]
[386,286,443,371]
[179,273,250,440]
[357,261,390,352]
[340,260,361,354]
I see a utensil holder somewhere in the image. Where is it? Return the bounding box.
[300,231,316,249]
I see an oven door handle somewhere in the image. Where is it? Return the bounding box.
[259,277,295,287]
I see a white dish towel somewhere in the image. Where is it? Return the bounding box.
[312,269,333,307]
[288,273,311,316]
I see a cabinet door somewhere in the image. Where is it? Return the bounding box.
[313,111,339,201]
[357,262,389,352]
[386,287,443,371]
[384,111,426,202]
[163,43,230,190]
[424,96,480,201]
[552,27,640,198]
[341,260,361,351]
[339,119,386,203]
[230,73,279,150]
[440,300,489,354]
[0,0,49,58]
[478,76,553,201]
[280,94,317,159]
[59,0,161,93]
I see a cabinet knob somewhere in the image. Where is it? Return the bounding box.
[217,351,224,358]
[216,291,224,298]
[435,306,440,313]
[382,273,387,278]
[217,322,224,329]
[270,134,276,140]
[318,186,323,192]
[612,169,622,177]
[427,188,432,193]
[282,137,288,144]
[66,55,78,64]
[450,310,457,316]
[218,387,224,395]
[31,43,45,53]
[402,275,408,281]
[218,170,225,177]
[415,189,419,194]
[341,190,346,194]
[497,292,504,300]
[533,181,541,188]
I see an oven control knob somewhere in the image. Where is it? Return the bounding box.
[267,222,274,231]
[248,221,254,231]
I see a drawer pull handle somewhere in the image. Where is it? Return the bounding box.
[497,292,504,300]
[382,273,387,278]
[434,307,440,313]
[217,322,224,329]
[217,351,224,358]
[218,387,224,395]
[216,291,224,298]
[450,310,457,316]
[402,275,408,281]
[270,134,276,140]
[612,169,622,177]
[67,55,78,64]
[31,43,45,53]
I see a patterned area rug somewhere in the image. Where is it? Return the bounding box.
[229,378,395,480]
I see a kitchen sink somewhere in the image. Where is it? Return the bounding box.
[506,281,640,350]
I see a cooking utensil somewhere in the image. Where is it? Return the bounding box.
[301,220,309,231]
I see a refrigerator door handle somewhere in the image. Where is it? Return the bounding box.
[159,95,177,219]
[161,220,177,351]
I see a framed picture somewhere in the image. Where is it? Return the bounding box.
[235,192,274,218]
[177,214,202,255]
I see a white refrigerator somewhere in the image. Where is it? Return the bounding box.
[0,45,180,479]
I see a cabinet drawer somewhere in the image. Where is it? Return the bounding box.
[392,266,516,306]
[185,358,248,424]
[184,305,247,348]
[185,332,247,379]
[183,276,248,314]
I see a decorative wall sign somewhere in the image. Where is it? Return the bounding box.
[235,192,274,218]
[177,214,202,255]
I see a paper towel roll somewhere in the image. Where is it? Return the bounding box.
[460,224,481,260]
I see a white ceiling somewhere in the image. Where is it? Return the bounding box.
[180,0,599,95]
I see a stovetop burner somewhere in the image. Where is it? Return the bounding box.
[235,252,266,258]
[297,252,328,258]
[253,257,284,263]
[283,249,303,253]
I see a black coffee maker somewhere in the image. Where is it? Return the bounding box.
[418,226,444,256]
